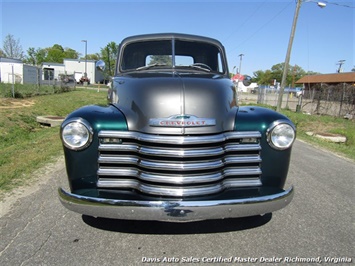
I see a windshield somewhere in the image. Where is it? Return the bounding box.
[120,39,225,73]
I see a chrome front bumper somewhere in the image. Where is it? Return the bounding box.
[58,186,294,222]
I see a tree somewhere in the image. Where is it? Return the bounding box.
[83,53,100,60]
[25,47,37,65]
[2,34,24,59]
[306,71,320,75]
[253,69,273,85]
[24,47,46,65]
[63,48,79,59]
[45,44,67,63]
[148,55,172,66]
[24,45,79,65]
[270,63,285,84]
[253,63,307,87]
[100,42,119,77]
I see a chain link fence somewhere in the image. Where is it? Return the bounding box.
[239,83,355,119]
[1,73,76,98]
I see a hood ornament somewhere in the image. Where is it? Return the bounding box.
[149,114,216,127]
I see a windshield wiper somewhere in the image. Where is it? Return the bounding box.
[136,63,167,71]
[187,63,211,72]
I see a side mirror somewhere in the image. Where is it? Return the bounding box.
[243,75,252,86]
[96,60,106,71]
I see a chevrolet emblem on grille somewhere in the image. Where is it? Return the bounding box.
[149,115,216,127]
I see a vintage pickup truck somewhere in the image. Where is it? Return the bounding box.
[59,33,295,222]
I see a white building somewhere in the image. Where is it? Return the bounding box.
[0,58,40,84]
[0,57,105,85]
[64,59,104,83]
[42,59,104,84]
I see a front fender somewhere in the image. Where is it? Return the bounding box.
[235,106,295,188]
[61,105,127,191]
[65,104,128,131]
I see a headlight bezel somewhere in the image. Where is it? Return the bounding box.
[266,120,296,150]
[61,118,93,151]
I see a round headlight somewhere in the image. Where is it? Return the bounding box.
[61,119,93,150]
[267,122,295,150]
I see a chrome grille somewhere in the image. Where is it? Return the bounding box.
[97,131,262,197]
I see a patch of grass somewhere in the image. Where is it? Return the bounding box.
[240,102,355,160]
[281,109,355,161]
[0,89,107,196]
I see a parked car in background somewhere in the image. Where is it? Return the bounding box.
[59,33,296,222]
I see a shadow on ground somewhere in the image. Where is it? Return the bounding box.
[82,213,272,234]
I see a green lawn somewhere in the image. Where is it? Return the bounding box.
[0,89,107,196]
[281,109,355,161]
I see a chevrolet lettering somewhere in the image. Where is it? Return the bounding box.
[59,33,296,222]
[149,115,216,127]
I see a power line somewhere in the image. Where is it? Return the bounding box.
[227,0,354,56]
[222,0,268,44]
[227,1,293,54]
[322,1,355,9]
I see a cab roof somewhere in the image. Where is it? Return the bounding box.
[120,33,225,48]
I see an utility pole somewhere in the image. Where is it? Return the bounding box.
[276,0,302,112]
[238,54,244,74]
[336,60,345,73]
[276,0,326,112]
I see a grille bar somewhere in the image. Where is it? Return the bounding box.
[98,168,262,185]
[99,143,261,157]
[97,178,262,197]
[98,131,261,144]
[97,131,262,197]
[98,155,261,171]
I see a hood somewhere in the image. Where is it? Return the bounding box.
[112,72,237,135]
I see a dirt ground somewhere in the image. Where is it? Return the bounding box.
[0,98,35,109]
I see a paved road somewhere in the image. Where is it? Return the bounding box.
[0,140,354,266]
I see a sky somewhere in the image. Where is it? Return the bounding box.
[1,0,354,76]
